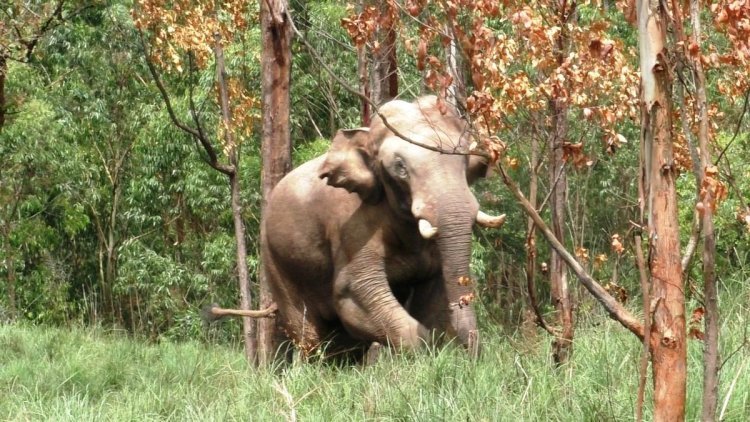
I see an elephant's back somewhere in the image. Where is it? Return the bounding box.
[263,156,330,255]
[262,155,355,320]
[265,155,360,225]
[267,156,325,207]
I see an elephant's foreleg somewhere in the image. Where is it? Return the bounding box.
[406,278,452,334]
[333,265,430,348]
[407,278,478,354]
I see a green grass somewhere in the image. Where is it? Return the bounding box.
[1,295,748,421]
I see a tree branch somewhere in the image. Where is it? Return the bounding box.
[137,29,234,176]
[202,303,278,322]
[286,8,485,158]
[497,162,645,340]
[22,0,66,61]
[715,88,750,165]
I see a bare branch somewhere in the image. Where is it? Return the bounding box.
[202,303,278,322]
[23,0,65,61]
[675,61,702,272]
[715,88,750,165]
[137,29,234,176]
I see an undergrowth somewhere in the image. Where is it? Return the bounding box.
[1,291,748,421]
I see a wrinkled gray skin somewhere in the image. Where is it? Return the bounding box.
[263,96,491,358]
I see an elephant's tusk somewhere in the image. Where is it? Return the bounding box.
[476,211,506,228]
[418,219,438,239]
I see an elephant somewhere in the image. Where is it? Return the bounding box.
[262,96,504,359]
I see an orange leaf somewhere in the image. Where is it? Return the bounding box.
[691,307,705,324]
[688,42,700,57]
[611,234,624,255]
[458,293,476,308]
[457,276,471,286]
[688,327,705,341]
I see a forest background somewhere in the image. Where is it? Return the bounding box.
[1,0,749,420]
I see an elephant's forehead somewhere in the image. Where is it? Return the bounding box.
[373,95,469,154]
[379,136,468,172]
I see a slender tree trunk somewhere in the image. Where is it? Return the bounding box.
[104,244,116,317]
[637,1,687,419]
[525,131,553,334]
[229,171,256,363]
[371,2,398,106]
[0,54,6,132]
[104,180,122,320]
[444,25,466,107]
[549,95,573,365]
[2,225,16,318]
[549,5,574,364]
[214,31,257,364]
[356,0,370,126]
[357,43,370,125]
[328,72,337,137]
[92,210,115,320]
[690,1,720,418]
[259,0,292,366]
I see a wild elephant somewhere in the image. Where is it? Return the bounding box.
[261,96,504,359]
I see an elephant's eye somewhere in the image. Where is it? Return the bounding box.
[393,156,408,179]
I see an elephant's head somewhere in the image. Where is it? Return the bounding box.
[318,96,504,347]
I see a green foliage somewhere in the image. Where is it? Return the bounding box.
[117,241,209,338]
[292,137,331,165]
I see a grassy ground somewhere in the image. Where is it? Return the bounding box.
[1,295,748,421]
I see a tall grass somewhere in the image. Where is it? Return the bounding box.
[1,293,748,421]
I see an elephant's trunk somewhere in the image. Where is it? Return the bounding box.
[435,190,479,348]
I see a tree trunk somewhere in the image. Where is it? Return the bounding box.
[229,171,256,363]
[0,54,6,132]
[549,4,574,364]
[444,26,466,107]
[690,1,719,418]
[549,95,573,365]
[357,43,370,125]
[637,1,687,419]
[104,179,122,321]
[357,0,370,126]
[525,127,555,334]
[214,30,257,364]
[259,0,293,366]
[104,244,116,318]
[370,2,398,106]
[2,223,16,319]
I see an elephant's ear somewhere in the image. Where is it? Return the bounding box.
[467,153,493,184]
[319,128,382,203]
